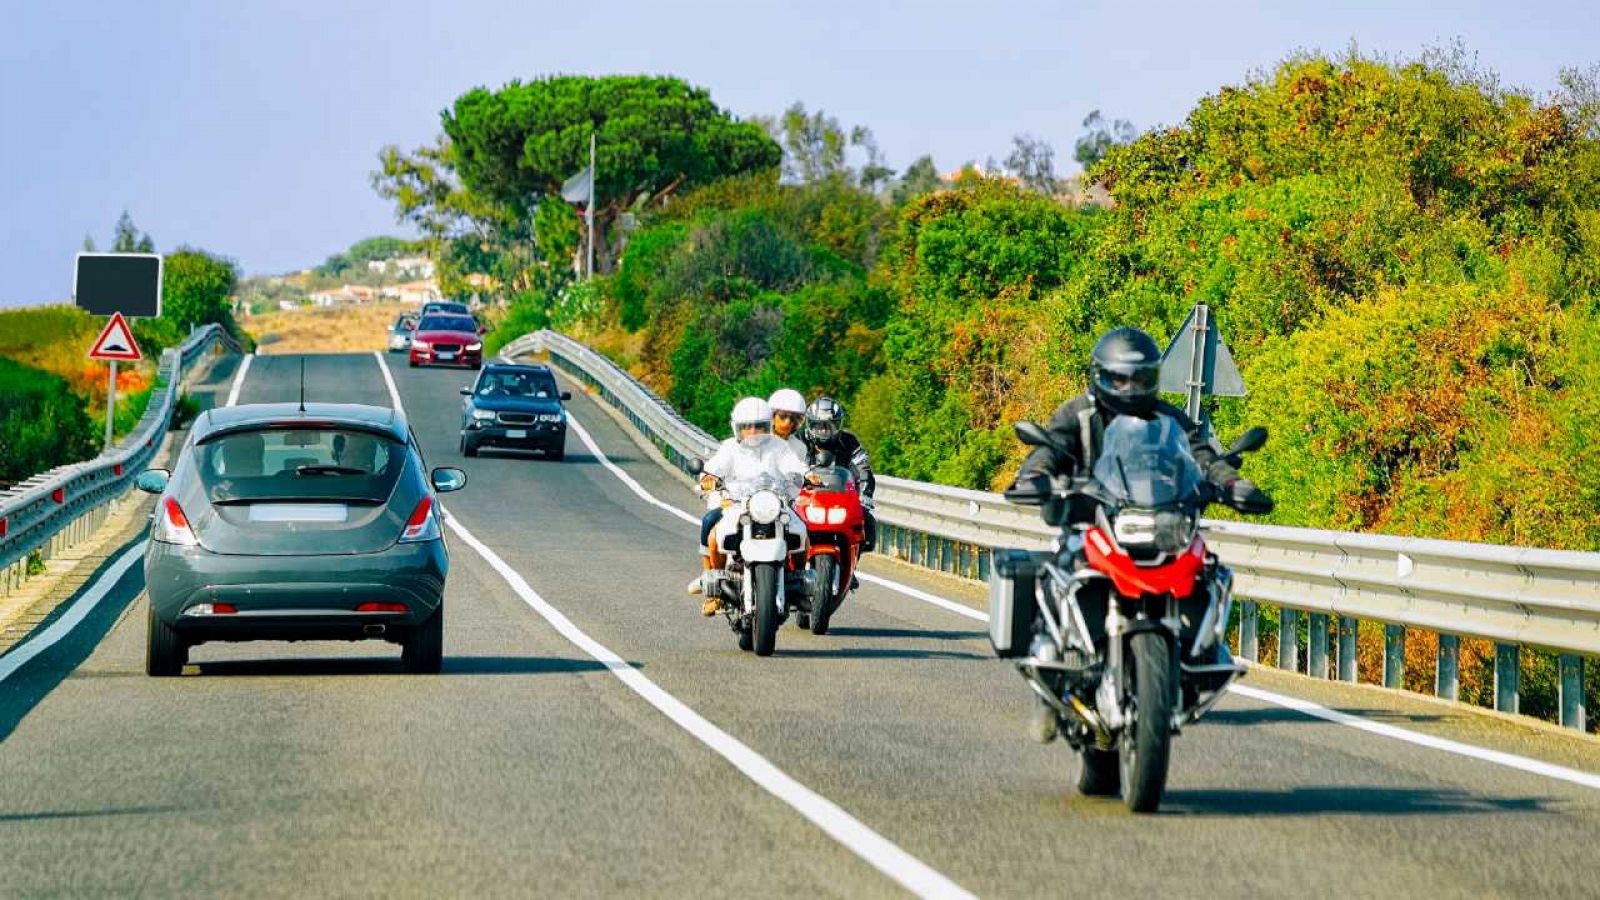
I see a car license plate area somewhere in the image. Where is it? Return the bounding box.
[506,429,528,439]
[438,351,456,360]
[537,414,561,423]
[247,504,349,523]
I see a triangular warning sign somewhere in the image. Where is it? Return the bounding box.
[89,312,142,361]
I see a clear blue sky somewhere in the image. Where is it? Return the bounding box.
[2,0,1594,308]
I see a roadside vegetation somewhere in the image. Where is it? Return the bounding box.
[372,51,1600,727]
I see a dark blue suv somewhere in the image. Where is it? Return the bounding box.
[459,363,570,460]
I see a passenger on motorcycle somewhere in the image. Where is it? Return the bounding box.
[801,396,878,553]
[689,396,809,615]
[767,388,810,463]
[1006,326,1272,742]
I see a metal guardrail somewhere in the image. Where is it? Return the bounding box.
[505,330,1599,731]
[0,324,238,578]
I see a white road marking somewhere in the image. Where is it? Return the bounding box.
[549,376,1600,794]
[565,415,700,526]
[373,350,404,411]
[224,353,253,407]
[0,541,147,684]
[443,512,973,899]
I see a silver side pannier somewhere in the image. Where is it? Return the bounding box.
[988,548,1050,657]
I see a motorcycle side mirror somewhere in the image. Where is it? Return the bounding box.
[687,458,704,476]
[1226,426,1269,457]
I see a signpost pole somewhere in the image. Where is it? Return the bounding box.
[1183,303,1209,427]
[104,360,118,452]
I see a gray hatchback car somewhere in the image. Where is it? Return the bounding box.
[136,402,466,675]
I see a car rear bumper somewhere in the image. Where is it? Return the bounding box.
[145,538,447,638]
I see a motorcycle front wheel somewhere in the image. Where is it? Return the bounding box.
[809,554,837,636]
[752,563,781,657]
[1120,631,1176,812]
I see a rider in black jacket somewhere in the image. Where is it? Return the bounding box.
[802,396,877,552]
[1011,327,1269,514]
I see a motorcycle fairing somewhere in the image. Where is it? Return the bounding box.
[1083,527,1204,599]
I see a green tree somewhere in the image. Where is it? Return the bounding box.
[111,210,154,253]
[1004,134,1059,193]
[1072,110,1136,168]
[890,155,942,206]
[162,248,239,333]
[444,76,780,272]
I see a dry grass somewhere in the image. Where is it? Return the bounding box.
[245,302,414,355]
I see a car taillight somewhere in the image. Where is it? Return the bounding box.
[154,497,199,546]
[399,496,439,542]
[356,602,409,613]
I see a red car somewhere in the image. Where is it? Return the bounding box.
[408,314,485,369]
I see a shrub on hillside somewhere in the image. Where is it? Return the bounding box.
[0,357,98,486]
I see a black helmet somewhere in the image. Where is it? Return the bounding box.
[1090,327,1162,416]
[805,396,845,443]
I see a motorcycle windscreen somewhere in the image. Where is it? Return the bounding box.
[1092,415,1202,508]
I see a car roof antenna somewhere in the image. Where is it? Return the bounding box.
[298,357,307,413]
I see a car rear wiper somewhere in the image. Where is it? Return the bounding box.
[294,465,368,476]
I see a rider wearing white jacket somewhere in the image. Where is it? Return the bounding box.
[690,397,808,615]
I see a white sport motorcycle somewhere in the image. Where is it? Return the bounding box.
[688,462,808,656]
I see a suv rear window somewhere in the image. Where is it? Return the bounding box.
[197,428,406,504]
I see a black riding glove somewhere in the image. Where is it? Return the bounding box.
[1226,478,1274,514]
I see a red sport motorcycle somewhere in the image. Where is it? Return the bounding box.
[993,414,1272,812]
[792,460,866,635]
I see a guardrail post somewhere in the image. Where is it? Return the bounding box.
[1277,608,1298,671]
[1308,613,1329,679]
[1238,600,1258,662]
[1337,616,1358,682]
[1558,655,1584,731]
[1383,625,1406,689]
[1494,643,1520,714]
[1436,634,1460,701]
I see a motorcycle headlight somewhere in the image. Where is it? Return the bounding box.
[749,490,783,525]
[827,507,847,524]
[804,505,827,525]
[471,408,496,421]
[1112,510,1157,545]
[1153,509,1197,552]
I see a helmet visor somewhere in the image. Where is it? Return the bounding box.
[1093,364,1159,399]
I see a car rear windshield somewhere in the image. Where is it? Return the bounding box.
[475,369,559,399]
[197,427,406,504]
[418,315,476,332]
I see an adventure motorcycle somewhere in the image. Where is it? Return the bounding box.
[993,415,1272,812]
[689,462,808,656]
[792,461,866,635]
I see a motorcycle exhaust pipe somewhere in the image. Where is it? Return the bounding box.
[1019,664,1109,742]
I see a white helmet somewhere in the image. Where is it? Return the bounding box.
[730,396,773,447]
[767,388,806,416]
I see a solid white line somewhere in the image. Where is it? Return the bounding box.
[442,512,973,898]
[559,387,1600,794]
[565,415,699,526]
[855,573,987,623]
[373,351,404,412]
[224,354,253,407]
[1229,684,1600,791]
[0,541,147,683]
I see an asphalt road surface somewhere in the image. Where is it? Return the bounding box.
[3,351,1598,898]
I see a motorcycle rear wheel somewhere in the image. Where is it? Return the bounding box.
[1120,631,1176,813]
[810,555,837,636]
[752,563,781,657]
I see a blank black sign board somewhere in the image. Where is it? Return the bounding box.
[74,253,163,318]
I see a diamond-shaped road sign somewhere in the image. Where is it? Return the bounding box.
[88,311,142,361]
